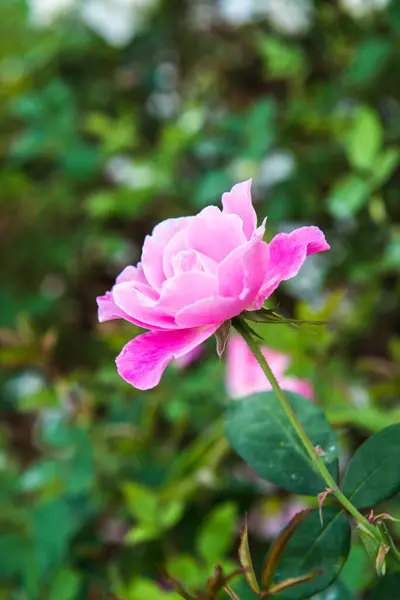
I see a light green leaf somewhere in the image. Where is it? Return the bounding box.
[196,502,238,564]
[122,482,159,522]
[125,524,159,545]
[327,174,371,218]
[165,555,203,590]
[371,147,400,187]
[344,107,382,171]
[49,569,81,600]
[258,36,306,80]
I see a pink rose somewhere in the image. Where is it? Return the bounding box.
[97,180,329,390]
[225,333,314,400]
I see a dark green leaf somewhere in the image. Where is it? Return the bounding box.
[342,423,400,508]
[311,581,354,599]
[224,391,339,495]
[367,573,400,600]
[271,508,351,599]
[262,510,312,588]
[343,39,391,86]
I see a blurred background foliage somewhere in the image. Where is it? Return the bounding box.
[1,0,400,598]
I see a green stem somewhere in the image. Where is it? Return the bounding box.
[234,318,378,539]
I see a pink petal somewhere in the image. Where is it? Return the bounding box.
[162,229,188,279]
[218,233,269,299]
[96,291,149,328]
[116,326,218,390]
[141,217,191,291]
[160,271,218,312]
[226,334,272,399]
[176,238,269,328]
[176,296,242,328]
[280,377,314,401]
[225,334,314,400]
[174,344,204,369]
[116,264,148,285]
[222,179,257,240]
[186,206,247,263]
[257,226,329,303]
[112,283,177,330]
[289,226,330,256]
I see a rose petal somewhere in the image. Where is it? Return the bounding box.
[187,206,247,263]
[218,235,269,299]
[257,226,329,303]
[222,179,257,240]
[116,326,218,390]
[141,217,191,291]
[289,226,330,256]
[160,271,218,312]
[116,264,148,285]
[97,291,149,328]
[162,229,188,278]
[112,282,177,329]
[176,238,269,327]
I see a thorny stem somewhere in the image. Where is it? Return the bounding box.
[234,318,379,540]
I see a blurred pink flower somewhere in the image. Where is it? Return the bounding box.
[226,333,313,400]
[173,344,203,369]
[248,496,308,539]
[97,180,329,390]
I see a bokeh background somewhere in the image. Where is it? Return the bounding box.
[1,0,400,598]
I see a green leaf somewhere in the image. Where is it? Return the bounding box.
[244,98,276,159]
[371,148,400,187]
[271,508,351,599]
[339,542,373,593]
[344,107,382,171]
[122,482,159,522]
[165,555,203,590]
[158,500,184,529]
[342,423,400,508]
[311,581,354,599]
[367,573,400,600]
[194,171,232,207]
[228,578,259,600]
[343,39,391,86]
[327,174,371,219]
[196,502,238,564]
[125,524,160,545]
[262,510,312,589]
[224,392,338,495]
[258,36,306,80]
[49,569,81,600]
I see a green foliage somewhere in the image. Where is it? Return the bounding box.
[196,503,238,565]
[367,572,400,599]
[311,581,353,600]
[268,509,351,600]
[342,424,400,508]
[224,391,338,495]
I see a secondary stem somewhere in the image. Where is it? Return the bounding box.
[234,318,378,538]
